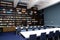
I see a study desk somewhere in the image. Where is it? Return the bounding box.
[20,28,60,39]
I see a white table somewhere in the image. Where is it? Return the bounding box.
[20,28,60,38]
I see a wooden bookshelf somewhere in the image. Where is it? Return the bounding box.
[3,26,15,32]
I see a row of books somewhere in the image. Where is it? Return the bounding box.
[0,20,38,23]
[0,1,13,7]
[0,23,15,25]
[0,26,15,27]
[0,18,37,21]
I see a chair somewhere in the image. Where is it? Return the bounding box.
[47,31,54,40]
[21,27,26,32]
[25,27,28,31]
[28,26,32,29]
[35,26,38,30]
[33,26,38,30]
[54,30,59,40]
[40,33,47,40]
[16,27,21,35]
[37,26,41,30]
[34,26,36,29]
[32,26,35,31]
[57,31,60,37]
[29,34,37,40]
[43,26,47,29]
[20,27,24,30]
[28,29,32,31]
[28,26,32,31]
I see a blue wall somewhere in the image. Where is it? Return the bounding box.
[44,3,60,27]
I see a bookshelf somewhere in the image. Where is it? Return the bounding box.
[0,1,44,27]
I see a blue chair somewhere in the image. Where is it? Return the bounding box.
[40,33,47,40]
[16,28,21,35]
[54,30,59,40]
[59,31,60,39]
[33,26,38,30]
[43,26,47,29]
[37,26,41,30]
[21,27,26,32]
[32,26,35,31]
[29,34,37,40]
[25,27,28,31]
[28,26,32,31]
[28,29,32,31]
[55,30,59,36]
[35,28,38,30]
[48,31,54,40]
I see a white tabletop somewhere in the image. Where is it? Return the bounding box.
[20,28,60,38]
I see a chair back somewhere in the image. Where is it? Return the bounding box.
[48,31,54,38]
[29,34,37,40]
[55,30,59,37]
[37,26,41,30]
[43,26,47,29]
[40,33,47,40]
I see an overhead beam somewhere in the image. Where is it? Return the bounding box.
[27,0,46,9]
[38,0,60,10]
[14,0,19,7]
[27,0,60,10]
